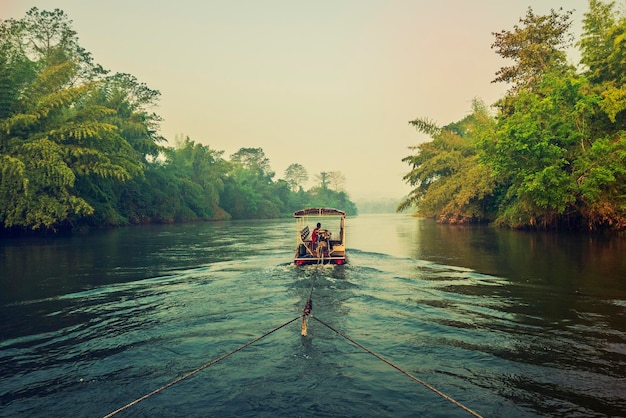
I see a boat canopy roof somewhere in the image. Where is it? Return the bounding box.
[293,207,346,218]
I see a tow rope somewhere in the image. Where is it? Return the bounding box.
[301,273,315,336]
[311,315,484,418]
[301,297,312,336]
[103,315,301,418]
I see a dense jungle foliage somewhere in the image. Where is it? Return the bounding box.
[0,8,356,234]
[399,0,626,231]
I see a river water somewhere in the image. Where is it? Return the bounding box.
[1,214,625,417]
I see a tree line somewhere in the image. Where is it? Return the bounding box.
[0,8,356,235]
[399,1,626,231]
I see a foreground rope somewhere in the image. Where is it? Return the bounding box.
[311,316,483,418]
[301,272,316,335]
[103,315,301,418]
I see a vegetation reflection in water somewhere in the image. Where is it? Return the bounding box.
[1,215,625,417]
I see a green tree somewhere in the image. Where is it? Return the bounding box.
[481,2,626,230]
[164,137,226,218]
[481,72,587,228]
[578,0,618,84]
[220,147,280,218]
[578,0,626,124]
[0,58,139,230]
[230,147,273,177]
[93,72,164,160]
[570,0,626,228]
[0,8,158,231]
[399,100,496,223]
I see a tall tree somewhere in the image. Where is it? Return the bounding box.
[171,137,225,205]
[482,72,586,228]
[572,0,626,229]
[327,171,346,192]
[491,7,574,92]
[578,0,618,84]
[221,147,281,218]
[578,0,626,123]
[230,147,273,178]
[315,171,329,190]
[19,8,106,83]
[93,72,164,160]
[284,163,308,192]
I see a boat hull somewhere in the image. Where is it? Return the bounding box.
[294,256,347,266]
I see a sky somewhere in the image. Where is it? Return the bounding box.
[2,0,591,200]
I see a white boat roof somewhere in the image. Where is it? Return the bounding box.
[293,207,346,217]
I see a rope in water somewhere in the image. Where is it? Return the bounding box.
[301,269,317,335]
[103,315,301,418]
[311,315,483,418]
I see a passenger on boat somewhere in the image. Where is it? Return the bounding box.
[312,223,322,248]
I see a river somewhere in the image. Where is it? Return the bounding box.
[1,214,625,417]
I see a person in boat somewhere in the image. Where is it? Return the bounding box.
[312,223,322,249]
[312,223,331,253]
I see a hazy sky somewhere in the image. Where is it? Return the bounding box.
[3,0,590,199]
